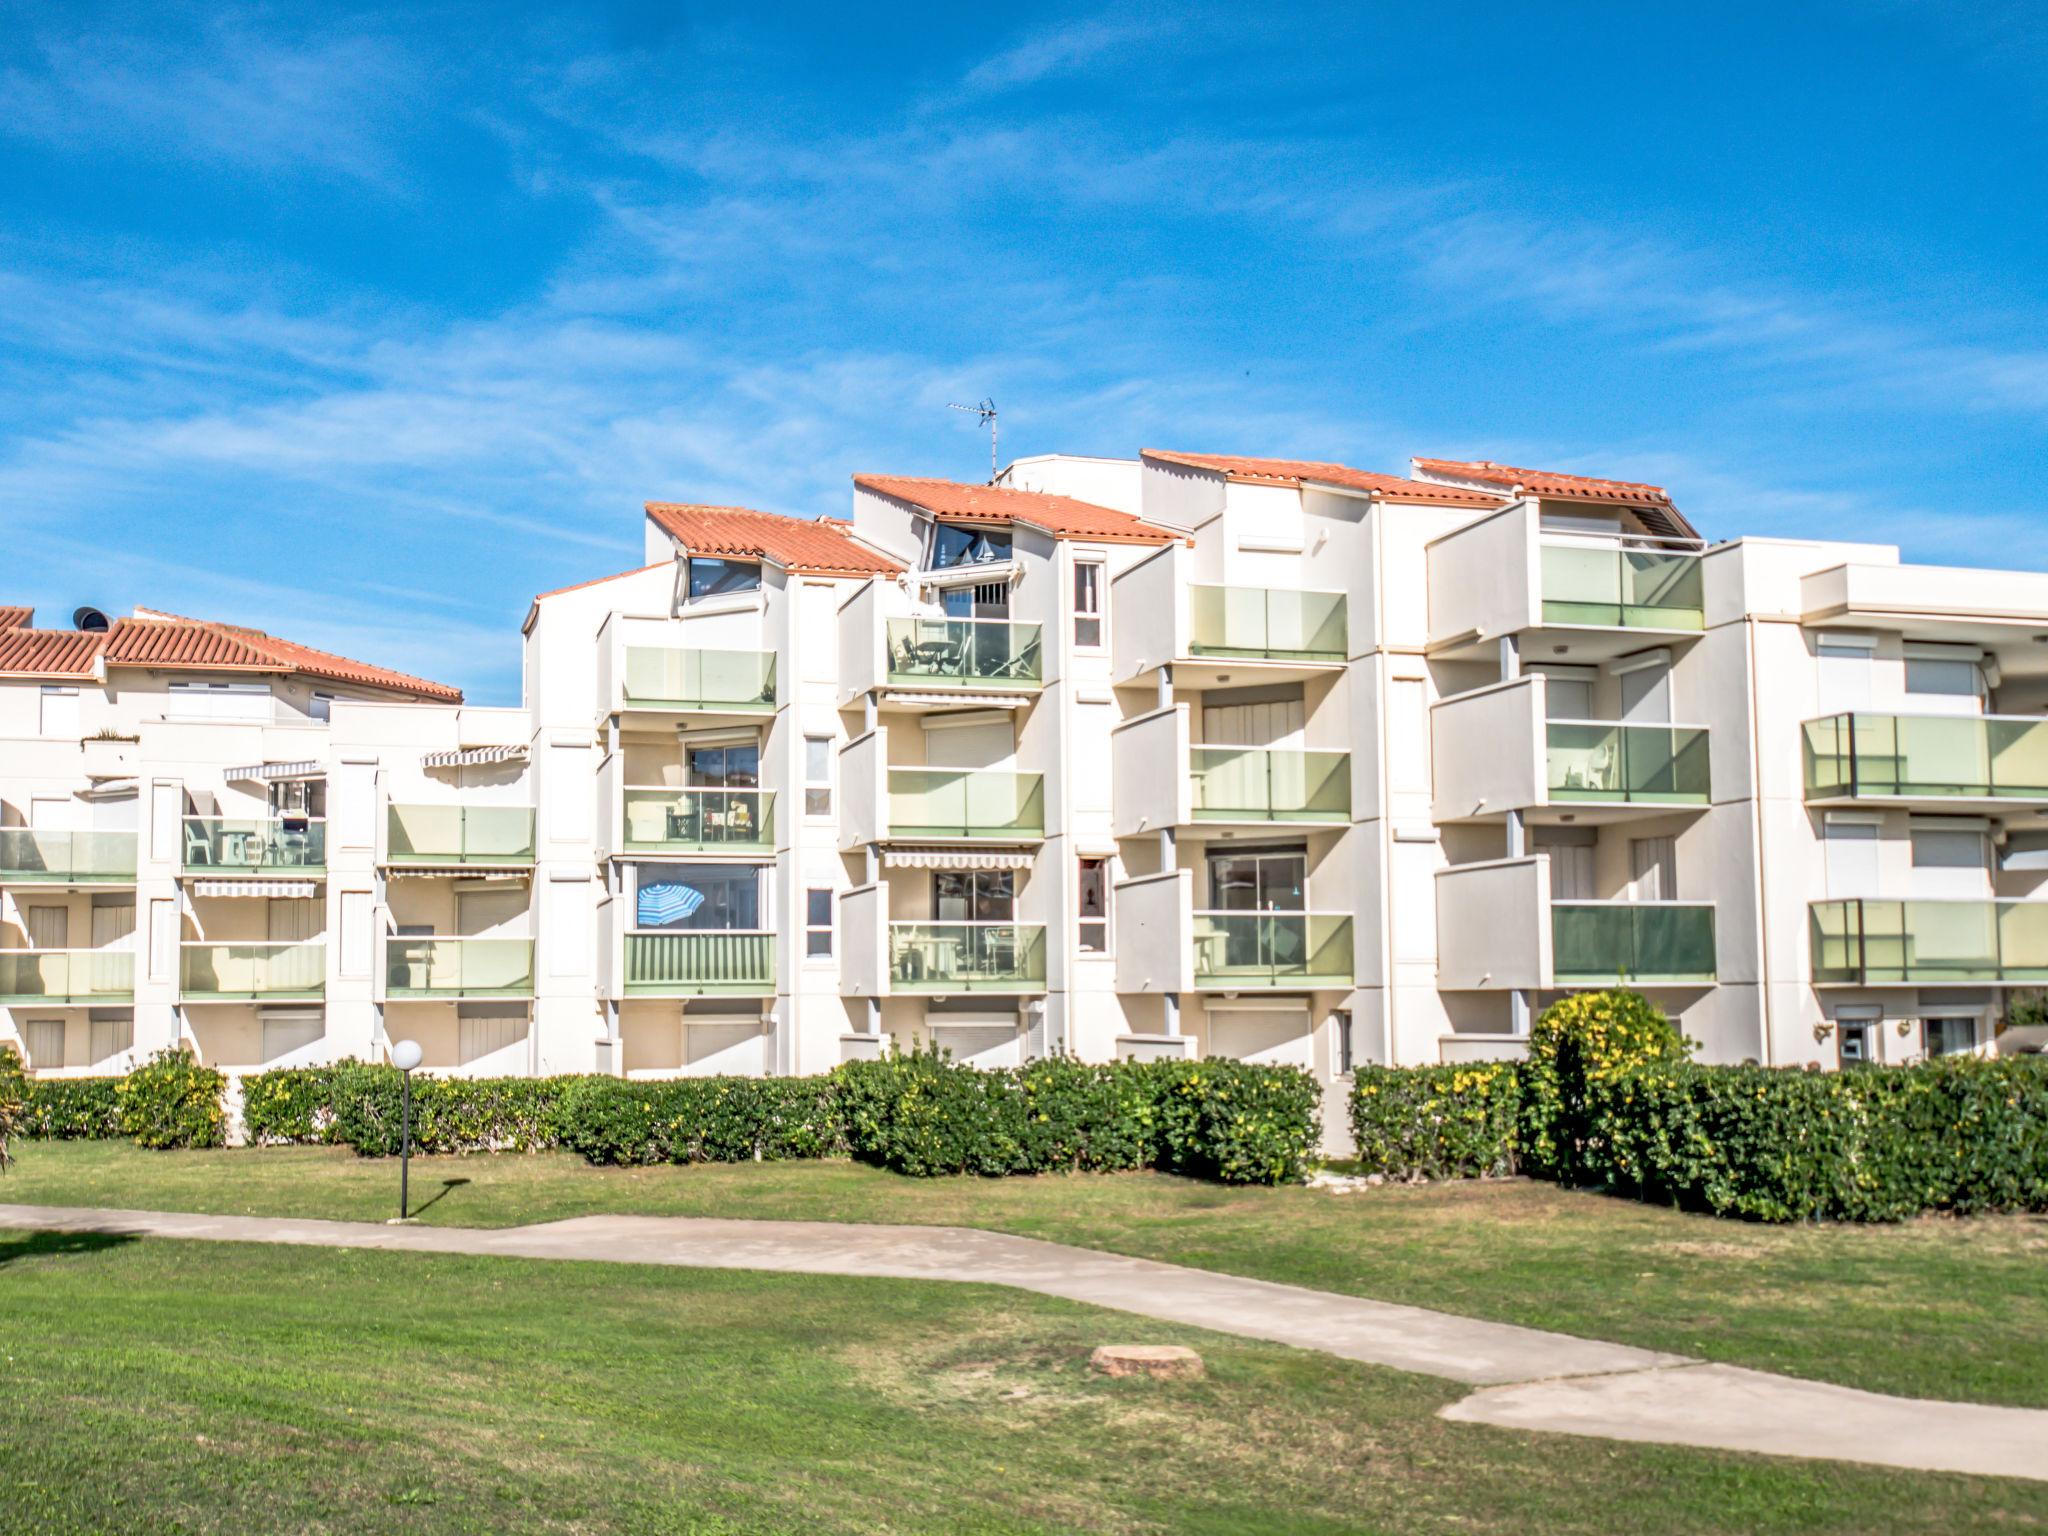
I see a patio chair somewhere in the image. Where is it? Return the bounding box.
[182,822,214,867]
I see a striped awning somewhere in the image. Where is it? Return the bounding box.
[422,744,529,769]
[386,865,531,879]
[882,691,1028,710]
[883,847,1037,871]
[191,878,319,898]
[223,760,324,782]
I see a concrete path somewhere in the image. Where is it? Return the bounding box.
[5,1202,2044,1484]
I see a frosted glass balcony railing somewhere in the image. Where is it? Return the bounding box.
[1187,586,1347,661]
[1810,900,2048,985]
[1546,723,1710,805]
[888,922,1048,992]
[884,619,1043,690]
[0,829,137,883]
[1191,911,1354,988]
[180,941,325,1000]
[622,647,777,711]
[1552,903,1717,984]
[1189,747,1351,822]
[1803,714,2048,802]
[621,789,774,852]
[0,949,135,1003]
[624,931,775,994]
[181,818,326,873]
[1539,542,1704,630]
[887,770,1044,839]
[386,805,536,866]
[384,937,535,998]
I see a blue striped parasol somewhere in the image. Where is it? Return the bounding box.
[637,882,705,926]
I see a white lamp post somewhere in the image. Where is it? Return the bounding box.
[390,1038,423,1221]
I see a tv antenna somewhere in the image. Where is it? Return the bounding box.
[948,398,998,482]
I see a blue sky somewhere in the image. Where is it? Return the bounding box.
[4,2,2045,702]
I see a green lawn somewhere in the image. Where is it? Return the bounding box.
[1,1229,2042,1534]
[9,1140,2048,1410]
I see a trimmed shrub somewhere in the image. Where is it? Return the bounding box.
[1142,1058,1323,1185]
[320,1064,574,1156]
[558,1075,846,1165]
[241,1064,343,1145]
[115,1046,227,1150]
[1584,1057,2048,1223]
[22,1074,124,1140]
[0,1044,24,1169]
[1349,1063,1521,1180]
[1522,990,1690,1185]
[836,1049,1031,1176]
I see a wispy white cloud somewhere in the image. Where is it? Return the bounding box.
[960,16,1172,93]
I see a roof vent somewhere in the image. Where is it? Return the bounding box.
[72,606,110,633]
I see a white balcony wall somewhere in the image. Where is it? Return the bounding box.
[1109,705,1190,839]
[1426,501,1538,649]
[838,728,884,848]
[1430,678,1545,822]
[836,578,886,703]
[1801,562,2048,629]
[839,882,884,996]
[1113,869,1192,994]
[1109,543,1186,683]
[1435,856,1550,990]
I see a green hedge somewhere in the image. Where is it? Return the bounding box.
[558,1076,847,1165]
[20,1048,224,1149]
[23,1075,124,1140]
[1584,1058,2048,1222]
[1349,1064,1520,1180]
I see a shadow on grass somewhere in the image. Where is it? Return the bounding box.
[0,1229,137,1268]
[406,1177,471,1217]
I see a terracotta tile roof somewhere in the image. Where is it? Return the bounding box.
[0,606,31,630]
[647,504,904,576]
[0,608,460,700]
[1143,450,1507,508]
[853,475,1180,545]
[1410,458,1699,541]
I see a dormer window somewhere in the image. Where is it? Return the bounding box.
[687,557,762,602]
[930,523,1011,570]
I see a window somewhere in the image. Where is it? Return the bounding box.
[1924,1017,1977,1057]
[1077,858,1108,952]
[687,558,763,601]
[806,888,834,959]
[930,523,1011,570]
[88,1014,133,1065]
[1905,656,1981,699]
[38,685,79,737]
[634,863,761,930]
[309,691,336,722]
[934,869,1014,922]
[168,680,271,720]
[1333,1009,1355,1076]
[804,736,833,817]
[24,1018,65,1070]
[1073,561,1104,648]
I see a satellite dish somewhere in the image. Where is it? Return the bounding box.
[72,606,110,633]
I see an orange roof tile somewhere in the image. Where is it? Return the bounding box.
[1143,450,1507,508]
[853,475,1180,545]
[0,606,31,631]
[0,609,460,700]
[647,504,904,577]
[1410,458,1699,540]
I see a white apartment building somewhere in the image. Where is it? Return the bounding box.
[6,451,2045,1113]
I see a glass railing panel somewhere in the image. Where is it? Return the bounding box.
[181,818,326,872]
[180,942,325,998]
[1552,903,1716,983]
[1191,912,1354,987]
[886,770,1045,838]
[888,922,1048,991]
[385,938,534,996]
[884,619,1043,689]
[1804,715,2048,800]
[1540,543,1704,630]
[624,931,775,993]
[386,805,537,864]
[0,949,135,1001]
[1808,900,2048,983]
[621,789,774,851]
[1187,586,1347,660]
[622,647,777,710]
[1189,747,1351,821]
[1546,724,1710,803]
[0,829,138,882]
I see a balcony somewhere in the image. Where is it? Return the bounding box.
[1191,911,1354,990]
[624,931,775,995]
[0,949,134,1004]
[1540,542,1704,631]
[1810,900,2048,985]
[181,817,326,875]
[887,769,1044,841]
[1189,746,1350,824]
[621,646,777,713]
[179,941,325,1001]
[887,922,1047,993]
[0,829,137,885]
[386,805,537,868]
[1552,902,1717,985]
[884,618,1042,692]
[1804,714,2048,806]
[622,788,774,853]
[1187,585,1347,662]
[1547,722,1710,806]
[384,937,535,999]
